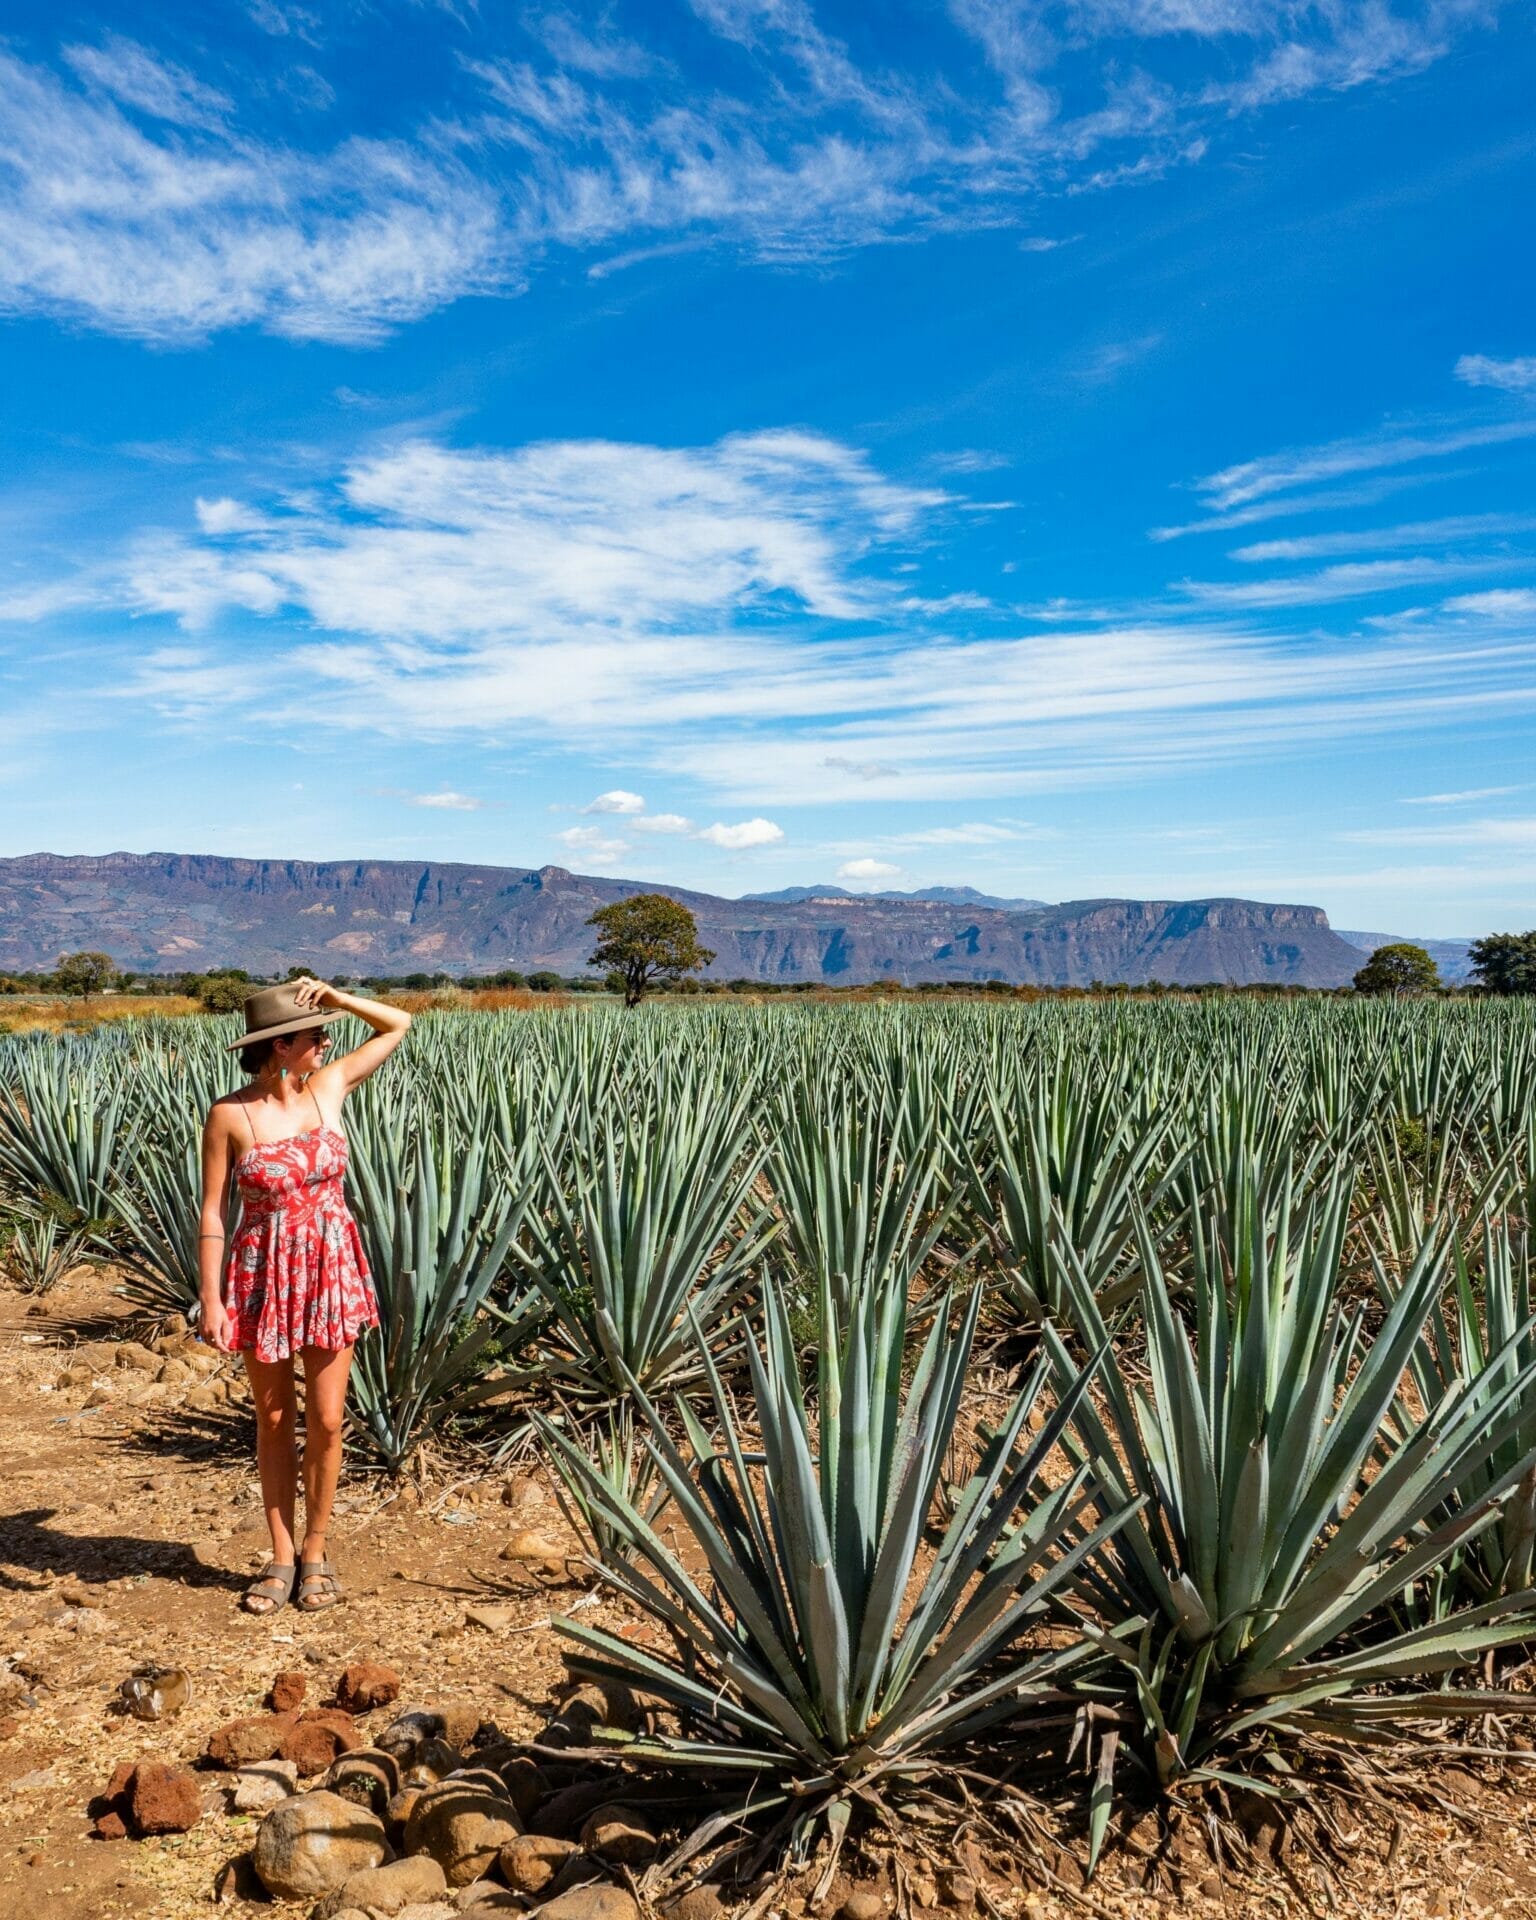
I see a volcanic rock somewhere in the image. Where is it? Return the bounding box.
[279,1709,365,1775]
[207,1712,299,1768]
[335,1662,401,1714]
[270,1671,308,1713]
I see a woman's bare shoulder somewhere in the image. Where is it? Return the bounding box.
[206,1091,250,1134]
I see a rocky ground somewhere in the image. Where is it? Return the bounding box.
[6,1264,1536,1920]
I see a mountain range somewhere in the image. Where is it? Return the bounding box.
[0,850,1385,987]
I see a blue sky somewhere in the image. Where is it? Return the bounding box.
[1,0,1533,936]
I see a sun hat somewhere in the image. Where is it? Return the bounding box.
[225,982,343,1052]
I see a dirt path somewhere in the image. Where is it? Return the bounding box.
[0,1264,580,1919]
[7,1265,1536,1920]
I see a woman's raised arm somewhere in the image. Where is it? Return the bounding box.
[292,978,412,1094]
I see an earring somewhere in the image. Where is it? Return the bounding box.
[279,1067,289,1080]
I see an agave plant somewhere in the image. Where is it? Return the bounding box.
[0,1041,129,1227]
[539,1270,1128,1854]
[965,1044,1178,1322]
[1376,1210,1536,1609]
[516,1060,777,1402]
[767,1058,956,1337]
[545,1404,671,1566]
[3,1204,92,1294]
[1046,1165,1536,1792]
[113,1112,207,1313]
[346,1080,546,1471]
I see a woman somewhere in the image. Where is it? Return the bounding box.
[198,977,410,1615]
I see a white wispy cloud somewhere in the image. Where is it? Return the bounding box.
[144,431,939,638]
[1230,513,1536,562]
[1344,816,1536,848]
[582,789,646,814]
[53,427,1536,810]
[1193,419,1536,514]
[1455,353,1536,395]
[1148,469,1467,540]
[0,9,1507,343]
[892,822,1024,845]
[1442,588,1536,618]
[1402,784,1526,805]
[698,818,785,849]
[409,790,483,811]
[1179,556,1511,609]
[62,35,232,129]
[1207,3,1483,109]
[0,47,501,343]
[631,813,694,834]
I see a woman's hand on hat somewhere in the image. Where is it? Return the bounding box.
[290,976,339,1012]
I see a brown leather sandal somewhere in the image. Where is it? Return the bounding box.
[295,1559,342,1611]
[241,1563,295,1615]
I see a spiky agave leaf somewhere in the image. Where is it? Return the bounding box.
[1046,1166,1536,1786]
[964,1039,1180,1322]
[1375,1209,1536,1607]
[517,1055,777,1401]
[346,1075,545,1470]
[0,1038,130,1225]
[538,1270,1131,1824]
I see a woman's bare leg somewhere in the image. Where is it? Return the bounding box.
[243,1352,299,1567]
[299,1342,354,1568]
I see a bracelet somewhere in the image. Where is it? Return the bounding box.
[198,1232,226,1240]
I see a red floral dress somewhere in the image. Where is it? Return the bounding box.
[225,1127,379,1361]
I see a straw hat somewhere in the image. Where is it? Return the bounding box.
[225,982,343,1051]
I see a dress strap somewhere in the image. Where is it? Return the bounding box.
[238,1093,259,1151]
[307,1083,326,1134]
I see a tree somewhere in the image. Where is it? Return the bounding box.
[1468,931,1536,996]
[194,971,250,1014]
[586,893,716,1008]
[53,951,116,1002]
[1353,943,1440,996]
[527,970,564,993]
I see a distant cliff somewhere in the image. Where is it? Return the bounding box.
[0,851,1366,987]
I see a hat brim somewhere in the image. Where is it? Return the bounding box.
[224,1010,343,1052]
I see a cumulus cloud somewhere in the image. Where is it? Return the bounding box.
[555,824,630,862]
[698,818,785,849]
[582,789,646,814]
[837,857,902,884]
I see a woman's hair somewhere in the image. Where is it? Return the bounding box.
[238,1036,277,1079]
